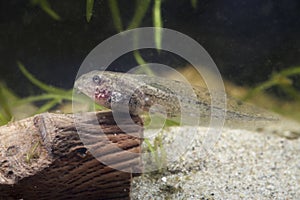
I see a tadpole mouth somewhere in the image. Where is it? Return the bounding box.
[95,87,111,100]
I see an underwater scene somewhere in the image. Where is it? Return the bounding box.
[0,1,299,199]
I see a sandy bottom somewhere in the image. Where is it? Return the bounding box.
[131,123,300,199]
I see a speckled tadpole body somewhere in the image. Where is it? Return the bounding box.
[74,71,277,125]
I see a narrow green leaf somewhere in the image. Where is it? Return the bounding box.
[14,94,61,105]
[279,66,300,77]
[243,79,277,100]
[17,61,66,94]
[108,0,123,32]
[243,66,300,101]
[34,99,60,114]
[32,0,61,20]
[127,0,152,73]
[86,0,94,22]
[127,0,151,30]
[164,118,180,128]
[0,113,9,126]
[144,138,155,155]
[133,50,146,66]
[133,51,154,75]
[0,83,12,120]
[279,85,300,101]
[14,89,75,106]
[191,0,197,9]
[153,0,163,50]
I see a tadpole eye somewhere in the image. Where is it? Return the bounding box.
[92,75,101,84]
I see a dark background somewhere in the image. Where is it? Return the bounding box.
[1,0,299,97]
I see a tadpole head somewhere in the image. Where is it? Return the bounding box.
[74,71,114,107]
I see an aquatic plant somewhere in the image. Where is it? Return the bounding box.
[0,62,105,126]
[244,66,300,101]
[31,0,61,20]
[30,0,199,75]
[16,62,74,114]
[243,66,300,120]
[144,132,167,173]
[0,83,13,125]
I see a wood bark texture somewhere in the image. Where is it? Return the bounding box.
[0,111,143,200]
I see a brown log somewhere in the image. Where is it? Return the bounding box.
[0,111,143,200]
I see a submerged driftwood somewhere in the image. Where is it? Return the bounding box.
[0,111,143,200]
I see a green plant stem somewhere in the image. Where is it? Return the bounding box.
[0,113,9,125]
[243,66,300,100]
[108,0,123,32]
[144,134,166,172]
[133,51,155,75]
[122,0,152,75]
[17,62,66,94]
[243,79,277,100]
[31,0,61,20]
[191,0,198,9]
[13,90,84,106]
[86,0,94,22]
[153,0,162,50]
[127,0,151,30]
[0,84,12,120]
[154,133,166,171]
[144,138,155,155]
[279,66,300,77]
[278,84,300,101]
[35,99,60,114]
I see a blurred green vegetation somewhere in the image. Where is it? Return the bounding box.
[0,83,13,125]
[244,66,300,101]
[86,0,94,22]
[29,0,183,74]
[17,61,73,113]
[144,132,167,173]
[242,66,300,121]
[31,0,61,20]
[0,62,103,126]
